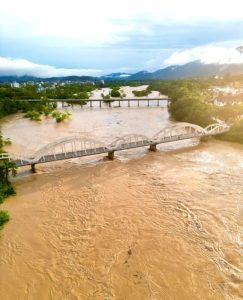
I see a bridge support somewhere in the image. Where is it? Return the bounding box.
[149,144,157,152]
[108,150,115,160]
[31,164,36,173]
[200,136,210,142]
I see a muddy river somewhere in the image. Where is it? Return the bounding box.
[0,105,243,299]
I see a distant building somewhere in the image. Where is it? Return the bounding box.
[213,87,238,95]
[11,81,20,88]
[37,84,44,92]
[213,94,243,106]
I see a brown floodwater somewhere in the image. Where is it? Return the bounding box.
[0,106,243,300]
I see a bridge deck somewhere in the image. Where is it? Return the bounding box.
[13,98,168,102]
[1,122,229,168]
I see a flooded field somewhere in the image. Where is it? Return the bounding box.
[0,106,243,299]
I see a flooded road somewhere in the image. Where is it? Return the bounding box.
[0,106,243,299]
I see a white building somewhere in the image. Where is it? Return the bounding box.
[11,81,20,88]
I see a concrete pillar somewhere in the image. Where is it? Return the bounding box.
[149,144,157,152]
[157,100,159,107]
[108,150,115,159]
[148,99,150,107]
[138,100,140,107]
[31,164,36,173]
[128,100,130,107]
[118,100,121,107]
[90,100,93,108]
[99,100,102,108]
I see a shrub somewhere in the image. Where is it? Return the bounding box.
[102,94,115,103]
[52,110,71,123]
[0,210,10,227]
[24,110,42,121]
[42,106,53,116]
[110,88,121,98]
[3,138,12,146]
[0,185,16,204]
[132,90,149,97]
[216,119,243,144]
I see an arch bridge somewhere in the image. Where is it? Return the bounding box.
[0,122,229,171]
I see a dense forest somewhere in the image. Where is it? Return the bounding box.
[148,80,243,144]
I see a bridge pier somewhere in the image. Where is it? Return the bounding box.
[108,150,115,160]
[149,144,157,152]
[31,164,36,173]
[200,136,210,142]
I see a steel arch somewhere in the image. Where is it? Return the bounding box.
[108,134,150,150]
[33,136,106,161]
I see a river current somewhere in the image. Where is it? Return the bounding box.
[0,104,243,299]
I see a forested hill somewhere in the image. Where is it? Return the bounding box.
[1,61,243,82]
[128,61,243,80]
[0,75,99,83]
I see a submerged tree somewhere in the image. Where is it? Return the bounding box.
[0,132,17,229]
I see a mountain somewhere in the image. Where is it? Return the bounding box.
[128,61,243,80]
[0,75,99,83]
[1,61,243,83]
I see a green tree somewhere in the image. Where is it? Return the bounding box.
[110,87,121,98]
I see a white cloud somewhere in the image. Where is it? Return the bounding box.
[164,45,243,66]
[1,0,243,45]
[0,57,102,77]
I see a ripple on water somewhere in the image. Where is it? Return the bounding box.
[0,110,243,299]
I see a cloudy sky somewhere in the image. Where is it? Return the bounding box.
[1,0,243,77]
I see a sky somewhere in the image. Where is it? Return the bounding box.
[1,0,243,77]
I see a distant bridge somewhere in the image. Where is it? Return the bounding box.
[0,122,229,172]
[15,98,169,108]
